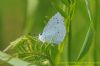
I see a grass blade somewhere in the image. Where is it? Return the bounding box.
[77,0,94,61]
[77,24,94,60]
[0,51,36,66]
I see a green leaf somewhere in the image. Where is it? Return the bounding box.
[77,0,94,61]
[0,51,36,66]
[77,24,94,61]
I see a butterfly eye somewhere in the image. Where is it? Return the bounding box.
[40,33,42,35]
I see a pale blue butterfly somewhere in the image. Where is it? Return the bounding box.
[39,12,66,44]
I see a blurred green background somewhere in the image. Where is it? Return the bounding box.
[0,0,100,66]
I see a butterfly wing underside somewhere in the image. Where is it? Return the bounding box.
[40,12,66,44]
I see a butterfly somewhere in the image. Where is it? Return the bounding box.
[39,12,66,44]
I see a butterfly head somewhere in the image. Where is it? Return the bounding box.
[38,33,46,43]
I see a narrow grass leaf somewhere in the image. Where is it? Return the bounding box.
[77,0,94,61]
[0,51,36,66]
[77,24,94,61]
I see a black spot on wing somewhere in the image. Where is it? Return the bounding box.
[58,32,59,34]
[57,21,59,24]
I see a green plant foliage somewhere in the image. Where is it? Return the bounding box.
[0,0,99,66]
[3,35,59,66]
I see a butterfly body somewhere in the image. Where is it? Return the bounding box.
[39,12,66,44]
